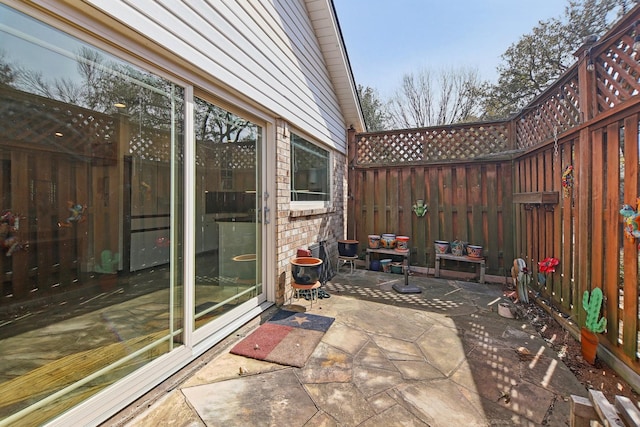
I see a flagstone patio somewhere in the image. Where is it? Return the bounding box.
[106,270,587,426]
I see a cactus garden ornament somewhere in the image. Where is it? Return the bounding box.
[583,288,607,333]
[581,287,607,364]
[510,258,530,304]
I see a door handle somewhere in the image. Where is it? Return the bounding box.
[263,206,270,224]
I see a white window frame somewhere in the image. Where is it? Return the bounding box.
[290,131,332,210]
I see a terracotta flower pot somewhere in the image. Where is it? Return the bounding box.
[581,327,599,365]
[98,273,118,291]
[395,236,410,252]
[381,234,396,249]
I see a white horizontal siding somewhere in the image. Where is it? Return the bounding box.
[81,0,349,151]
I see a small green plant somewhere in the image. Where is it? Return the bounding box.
[582,288,607,333]
[95,249,119,274]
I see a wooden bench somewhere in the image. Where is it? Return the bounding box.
[366,248,410,271]
[434,253,485,284]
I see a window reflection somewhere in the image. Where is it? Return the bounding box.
[194,97,262,329]
[291,133,330,202]
[0,5,183,424]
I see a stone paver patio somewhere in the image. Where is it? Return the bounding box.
[107,270,587,426]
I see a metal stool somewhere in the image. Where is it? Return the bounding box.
[338,255,358,274]
[291,281,321,307]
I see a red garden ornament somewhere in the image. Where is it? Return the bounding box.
[538,257,560,274]
[561,165,573,198]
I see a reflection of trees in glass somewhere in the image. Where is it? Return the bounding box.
[0,50,17,86]
[89,61,180,130]
[4,46,180,130]
[195,99,255,145]
[194,98,257,175]
[8,47,99,104]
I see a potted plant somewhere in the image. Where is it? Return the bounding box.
[581,287,607,365]
[95,249,120,291]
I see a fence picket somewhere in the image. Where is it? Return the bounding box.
[622,116,639,359]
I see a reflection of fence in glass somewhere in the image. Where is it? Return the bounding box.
[0,5,192,424]
[291,134,329,201]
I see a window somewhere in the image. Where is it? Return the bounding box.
[290,133,330,203]
[194,96,262,330]
[0,4,184,423]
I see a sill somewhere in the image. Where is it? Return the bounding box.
[289,207,336,218]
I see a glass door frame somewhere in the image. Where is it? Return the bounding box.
[0,3,277,424]
[188,89,272,347]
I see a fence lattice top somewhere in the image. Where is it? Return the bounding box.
[1,86,117,161]
[356,9,640,164]
[356,122,510,165]
[515,72,581,150]
[595,29,640,112]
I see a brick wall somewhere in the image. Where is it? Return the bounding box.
[274,119,347,305]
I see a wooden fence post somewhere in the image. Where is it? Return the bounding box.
[347,125,357,242]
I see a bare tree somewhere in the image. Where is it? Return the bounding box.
[388,67,483,129]
[16,68,54,98]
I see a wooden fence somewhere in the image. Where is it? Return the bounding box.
[348,122,515,276]
[349,5,640,375]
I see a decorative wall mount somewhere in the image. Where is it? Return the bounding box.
[412,200,428,217]
[58,201,87,228]
[0,210,27,256]
[620,199,640,243]
[561,165,574,198]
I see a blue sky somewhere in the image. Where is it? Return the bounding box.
[333,1,569,97]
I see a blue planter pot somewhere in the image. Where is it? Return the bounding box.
[338,240,359,257]
[291,257,323,285]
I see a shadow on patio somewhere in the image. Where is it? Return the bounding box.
[108,269,587,426]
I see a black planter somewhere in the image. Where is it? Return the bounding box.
[338,240,359,257]
[291,257,323,285]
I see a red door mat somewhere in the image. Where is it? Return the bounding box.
[230,310,335,368]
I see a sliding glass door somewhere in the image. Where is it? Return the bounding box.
[193,96,263,330]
